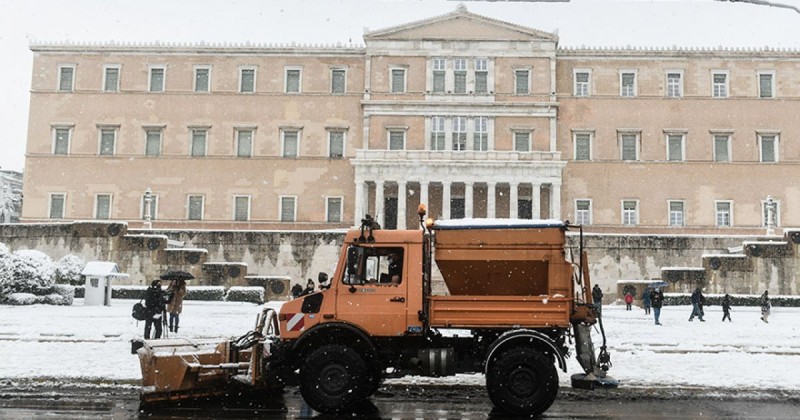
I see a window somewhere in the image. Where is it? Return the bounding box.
[712,72,728,98]
[452,117,467,151]
[473,117,488,151]
[331,69,346,94]
[237,129,253,158]
[234,196,250,221]
[103,65,120,92]
[713,134,730,162]
[715,201,732,227]
[758,72,775,98]
[574,132,592,161]
[514,69,529,95]
[285,68,301,93]
[328,130,344,158]
[282,130,299,157]
[575,199,591,225]
[58,65,75,91]
[188,195,204,221]
[762,199,780,228]
[95,194,112,220]
[574,70,590,97]
[280,196,297,222]
[475,59,488,94]
[620,71,636,97]
[668,201,685,227]
[759,134,778,162]
[53,127,71,155]
[432,58,446,93]
[622,200,638,226]
[326,197,343,223]
[430,117,446,150]
[239,67,256,93]
[620,133,639,161]
[149,66,165,92]
[194,66,210,92]
[388,130,405,150]
[141,193,158,220]
[391,68,406,93]
[145,128,162,156]
[99,128,116,156]
[514,132,530,152]
[191,129,207,157]
[454,58,467,94]
[49,193,66,219]
[667,133,685,161]
[666,72,683,97]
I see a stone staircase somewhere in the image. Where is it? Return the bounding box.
[661,229,800,294]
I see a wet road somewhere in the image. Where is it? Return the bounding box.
[1,383,799,419]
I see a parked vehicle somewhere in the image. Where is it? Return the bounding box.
[133,206,616,416]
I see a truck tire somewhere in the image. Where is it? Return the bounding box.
[486,347,559,417]
[299,344,370,414]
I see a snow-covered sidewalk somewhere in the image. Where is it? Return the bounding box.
[0,300,798,392]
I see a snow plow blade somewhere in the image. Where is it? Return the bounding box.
[132,338,253,404]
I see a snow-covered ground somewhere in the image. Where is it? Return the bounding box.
[0,300,797,393]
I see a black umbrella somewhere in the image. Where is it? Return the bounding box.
[159,270,195,281]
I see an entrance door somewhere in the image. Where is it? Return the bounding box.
[384,197,398,230]
[518,199,533,219]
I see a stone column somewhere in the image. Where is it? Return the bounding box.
[375,180,385,227]
[486,182,496,219]
[464,181,474,218]
[532,182,542,220]
[442,182,451,220]
[509,182,519,219]
[397,180,407,230]
[354,178,366,226]
[550,181,562,220]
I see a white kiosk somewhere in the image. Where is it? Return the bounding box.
[81,262,129,306]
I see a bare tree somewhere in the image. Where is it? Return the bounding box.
[716,0,800,14]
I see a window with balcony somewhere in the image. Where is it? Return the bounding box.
[95,194,112,220]
[715,201,732,227]
[668,201,685,227]
[239,67,256,93]
[188,195,204,221]
[326,197,343,223]
[280,196,297,222]
[237,129,253,157]
[713,134,730,162]
[49,193,66,219]
[234,196,250,221]
[575,199,591,225]
[430,116,446,150]
[103,65,120,92]
[328,130,344,158]
[622,200,638,226]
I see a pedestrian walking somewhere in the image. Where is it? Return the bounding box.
[592,284,603,316]
[642,289,651,315]
[760,290,771,323]
[650,287,664,325]
[688,287,706,322]
[143,280,170,339]
[624,292,633,311]
[721,293,732,322]
[166,279,187,333]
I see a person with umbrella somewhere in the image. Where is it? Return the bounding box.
[161,271,193,334]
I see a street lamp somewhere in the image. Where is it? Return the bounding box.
[765,195,776,236]
[144,188,153,229]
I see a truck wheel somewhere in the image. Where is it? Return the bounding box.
[486,347,559,417]
[299,344,369,414]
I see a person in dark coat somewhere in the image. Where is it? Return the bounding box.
[649,287,664,325]
[721,293,732,322]
[642,289,652,315]
[143,280,170,339]
[760,290,771,323]
[301,278,315,296]
[689,288,706,322]
[291,283,304,298]
[592,284,603,316]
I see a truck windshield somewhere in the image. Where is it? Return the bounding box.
[343,246,404,285]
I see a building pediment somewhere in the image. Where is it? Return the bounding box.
[364,6,557,43]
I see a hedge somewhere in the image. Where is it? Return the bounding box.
[73,285,251,302]
[663,293,800,307]
[226,286,265,304]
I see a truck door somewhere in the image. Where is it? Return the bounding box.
[335,245,408,337]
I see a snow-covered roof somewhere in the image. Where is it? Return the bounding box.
[80,262,129,278]
[433,218,565,230]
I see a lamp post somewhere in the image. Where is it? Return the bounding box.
[144,188,153,229]
[765,195,775,236]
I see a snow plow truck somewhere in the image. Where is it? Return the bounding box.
[132,206,617,417]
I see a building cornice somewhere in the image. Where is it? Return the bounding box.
[30,41,366,56]
[558,45,800,59]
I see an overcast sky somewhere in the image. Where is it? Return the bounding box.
[1,0,799,172]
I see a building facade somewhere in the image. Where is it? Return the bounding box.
[22,8,800,234]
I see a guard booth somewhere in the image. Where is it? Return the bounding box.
[82,262,129,306]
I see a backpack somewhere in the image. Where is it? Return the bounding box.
[132,300,147,321]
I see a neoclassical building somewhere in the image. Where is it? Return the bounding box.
[22,7,800,234]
